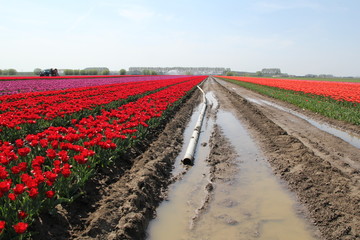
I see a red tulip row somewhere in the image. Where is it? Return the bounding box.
[0,77,194,130]
[0,76,206,238]
[220,76,360,103]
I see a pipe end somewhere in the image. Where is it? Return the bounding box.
[182,158,193,166]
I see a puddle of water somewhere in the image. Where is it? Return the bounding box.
[190,110,317,240]
[246,98,360,149]
[147,99,216,240]
[147,92,318,240]
[205,91,219,110]
[171,102,204,175]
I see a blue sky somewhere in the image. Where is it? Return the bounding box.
[1,0,359,76]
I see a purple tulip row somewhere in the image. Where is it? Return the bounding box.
[0,75,187,96]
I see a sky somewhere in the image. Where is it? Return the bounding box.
[0,0,359,76]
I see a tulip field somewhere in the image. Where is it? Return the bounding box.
[1,74,359,239]
[219,76,360,125]
[0,75,206,238]
[220,76,360,103]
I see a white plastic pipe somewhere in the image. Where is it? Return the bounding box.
[182,85,207,165]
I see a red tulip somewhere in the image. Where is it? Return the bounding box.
[18,211,28,219]
[0,221,6,233]
[45,190,55,198]
[13,222,28,234]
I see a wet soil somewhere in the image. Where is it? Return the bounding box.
[211,77,360,240]
[33,77,360,240]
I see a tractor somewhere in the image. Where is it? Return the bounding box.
[39,68,59,77]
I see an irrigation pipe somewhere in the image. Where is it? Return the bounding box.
[182,85,207,165]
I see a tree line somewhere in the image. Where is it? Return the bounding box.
[0,68,159,76]
[35,68,128,76]
[62,69,157,75]
[62,69,110,75]
[0,69,17,75]
[55,69,129,76]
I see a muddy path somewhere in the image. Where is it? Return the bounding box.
[148,80,320,240]
[33,77,359,240]
[208,77,360,240]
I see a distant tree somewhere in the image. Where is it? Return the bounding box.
[101,69,110,75]
[73,69,80,75]
[226,71,235,76]
[150,70,158,75]
[87,69,98,75]
[120,69,126,75]
[80,69,87,75]
[8,69,17,75]
[34,68,42,75]
[0,69,2,75]
[142,69,151,75]
[64,69,74,75]
[255,71,263,77]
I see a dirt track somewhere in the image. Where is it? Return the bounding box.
[207,78,360,240]
[34,77,360,240]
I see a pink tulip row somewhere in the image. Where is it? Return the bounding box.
[0,75,187,96]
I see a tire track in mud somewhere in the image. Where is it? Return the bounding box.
[187,80,240,231]
[211,77,359,240]
[187,88,239,232]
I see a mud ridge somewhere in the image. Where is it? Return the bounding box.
[32,86,203,240]
[80,90,202,240]
[189,123,240,230]
[213,78,360,240]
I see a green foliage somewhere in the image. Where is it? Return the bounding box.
[34,68,42,75]
[8,69,17,75]
[120,69,127,75]
[226,71,236,76]
[101,69,110,75]
[0,69,17,75]
[221,78,360,125]
[64,69,74,75]
[63,69,103,75]
[141,69,157,75]
[142,69,151,75]
[87,69,98,75]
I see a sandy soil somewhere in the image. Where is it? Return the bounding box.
[32,77,359,240]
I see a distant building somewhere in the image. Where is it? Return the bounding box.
[128,67,230,75]
[305,74,318,78]
[261,68,281,76]
[84,67,109,72]
[318,74,334,78]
